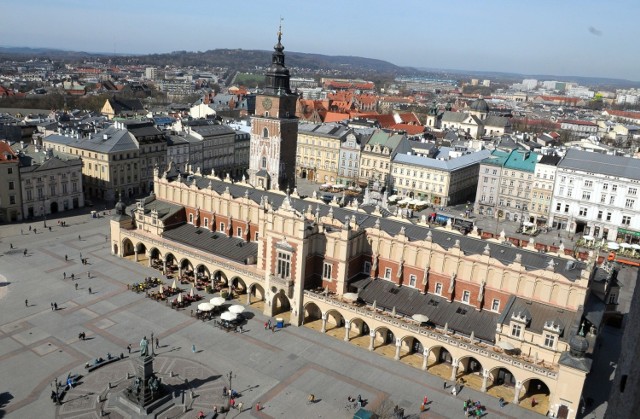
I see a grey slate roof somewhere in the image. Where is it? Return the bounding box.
[177,175,585,280]
[497,296,578,343]
[163,224,258,265]
[351,277,499,342]
[393,149,491,172]
[140,198,183,221]
[441,111,468,123]
[483,115,511,128]
[190,124,235,138]
[45,125,138,154]
[559,148,640,180]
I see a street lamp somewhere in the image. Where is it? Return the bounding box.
[225,370,236,411]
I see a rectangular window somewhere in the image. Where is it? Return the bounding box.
[7,167,12,174]
[276,251,291,279]
[9,196,15,205]
[601,194,606,204]
[323,262,332,280]
[556,202,561,211]
[204,218,209,228]
[582,192,590,200]
[579,207,587,216]
[236,227,242,237]
[626,198,635,209]
[462,290,470,303]
[409,274,417,287]
[597,210,603,220]
[219,222,225,233]
[584,180,593,187]
[607,212,612,221]
[629,187,638,196]
[363,261,371,274]
[384,268,392,280]
[8,181,14,190]
[189,214,194,223]
[612,184,618,192]
[603,183,608,190]
[544,334,555,348]
[622,216,631,226]
[435,283,442,295]
[511,324,522,338]
[491,299,500,311]
[254,232,259,241]
[564,204,569,213]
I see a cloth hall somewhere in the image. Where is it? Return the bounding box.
[109,31,606,419]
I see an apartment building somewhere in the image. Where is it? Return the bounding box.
[295,123,350,183]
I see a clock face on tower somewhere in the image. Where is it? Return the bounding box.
[262,98,272,110]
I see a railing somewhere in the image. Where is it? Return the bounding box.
[303,290,558,379]
[269,275,295,298]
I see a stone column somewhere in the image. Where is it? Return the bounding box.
[134,250,139,262]
[246,290,252,305]
[343,321,351,342]
[163,260,167,275]
[480,369,489,392]
[513,381,523,405]
[147,252,152,267]
[320,313,327,333]
[394,338,402,361]
[422,349,429,371]
[368,331,376,351]
[449,359,459,381]
[178,266,182,278]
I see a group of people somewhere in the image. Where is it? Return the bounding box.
[463,399,485,417]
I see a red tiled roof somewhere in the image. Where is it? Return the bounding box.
[324,112,350,123]
[398,112,421,124]
[561,119,597,126]
[607,110,640,119]
[391,124,424,135]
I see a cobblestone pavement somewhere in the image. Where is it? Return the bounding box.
[0,205,555,418]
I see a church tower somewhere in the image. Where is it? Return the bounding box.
[248,24,298,191]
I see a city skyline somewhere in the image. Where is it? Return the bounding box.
[2,0,638,81]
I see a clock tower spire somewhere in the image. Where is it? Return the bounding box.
[248,23,298,191]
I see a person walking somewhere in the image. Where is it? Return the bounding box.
[88,287,92,294]
[63,272,66,279]
[423,395,428,405]
[192,344,196,353]
[75,283,78,290]
[443,380,447,390]
[237,401,243,411]
[127,344,131,354]
[54,302,57,310]
[51,302,54,311]
[65,254,68,261]
[155,337,159,349]
[87,271,90,278]
[25,299,28,307]
[78,235,81,241]
[71,273,75,280]
[267,319,272,329]
[10,243,13,249]
[23,249,27,256]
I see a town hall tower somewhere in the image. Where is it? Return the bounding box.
[248,24,298,191]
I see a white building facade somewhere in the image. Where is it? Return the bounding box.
[549,149,640,242]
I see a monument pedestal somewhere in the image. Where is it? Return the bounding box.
[120,355,170,414]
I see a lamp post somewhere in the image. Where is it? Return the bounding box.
[150,331,155,356]
[225,370,236,411]
[41,195,47,228]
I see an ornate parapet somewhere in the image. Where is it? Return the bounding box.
[269,275,295,298]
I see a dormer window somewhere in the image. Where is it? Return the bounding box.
[511,323,522,338]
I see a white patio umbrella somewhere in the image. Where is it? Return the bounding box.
[171,278,178,290]
[496,340,516,351]
[220,311,238,322]
[620,242,632,249]
[412,314,429,323]
[177,293,183,303]
[228,305,245,314]
[189,287,195,298]
[342,292,359,302]
[582,235,594,241]
[210,296,226,306]
[198,302,213,311]
[159,284,165,294]
[607,242,620,250]
[631,244,640,250]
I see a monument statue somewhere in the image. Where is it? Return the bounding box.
[140,336,149,357]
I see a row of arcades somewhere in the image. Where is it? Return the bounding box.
[115,236,557,416]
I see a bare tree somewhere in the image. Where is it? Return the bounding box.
[368,393,398,418]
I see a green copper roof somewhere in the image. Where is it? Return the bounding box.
[504,149,538,172]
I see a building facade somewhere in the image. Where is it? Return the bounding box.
[530,155,561,227]
[15,145,84,220]
[549,149,640,241]
[0,141,22,222]
[358,130,404,191]
[295,123,349,184]
[337,132,361,186]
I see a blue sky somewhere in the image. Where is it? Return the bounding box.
[2,0,638,80]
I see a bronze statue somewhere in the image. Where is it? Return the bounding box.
[140,336,149,357]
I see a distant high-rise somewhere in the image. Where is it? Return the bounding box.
[248,24,298,191]
[145,67,157,81]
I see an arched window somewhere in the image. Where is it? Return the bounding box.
[261,157,267,169]
[262,128,269,138]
